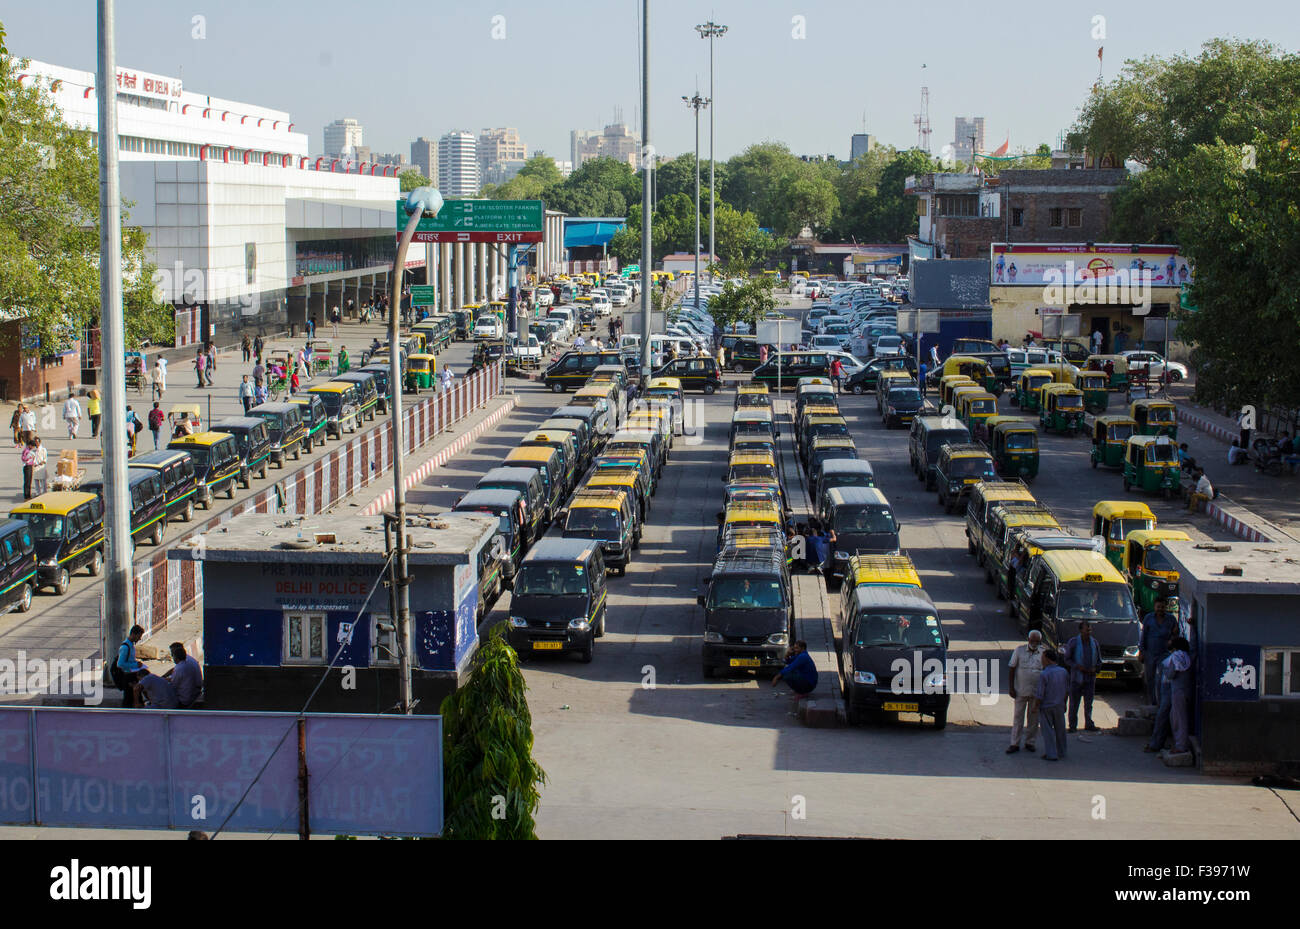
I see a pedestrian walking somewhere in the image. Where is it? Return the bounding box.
[308,315,316,339]
[62,394,82,439]
[253,335,264,365]
[918,361,928,396]
[1035,649,1069,761]
[289,367,300,396]
[147,402,165,450]
[110,625,147,707]
[830,356,844,393]
[17,405,36,446]
[239,376,254,415]
[441,366,454,392]
[194,350,207,388]
[150,360,166,399]
[241,335,252,363]
[1062,620,1102,732]
[9,405,22,446]
[1007,630,1044,754]
[1139,598,1176,705]
[87,390,102,438]
[205,345,216,385]
[331,305,340,338]
[125,406,139,456]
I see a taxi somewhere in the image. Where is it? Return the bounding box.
[406,354,437,392]
[940,355,1002,396]
[934,444,997,514]
[794,379,837,419]
[1074,369,1110,414]
[734,383,772,410]
[806,436,858,481]
[1123,528,1193,614]
[504,445,565,523]
[937,374,977,410]
[508,539,608,663]
[1090,415,1137,469]
[167,432,242,507]
[727,451,780,486]
[519,430,580,496]
[717,500,784,549]
[642,378,684,433]
[561,488,638,575]
[1122,435,1181,498]
[591,450,655,500]
[570,383,621,436]
[998,528,1103,603]
[1039,383,1087,436]
[1092,500,1157,571]
[584,469,648,526]
[1011,368,1055,413]
[306,381,361,437]
[699,537,793,679]
[982,504,1062,588]
[625,408,674,451]
[1088,354,1130,391]
[288,393,330,449]
[841,553,922,594]
[798,415,850,466]
[0,519,37,615]
[875,369,915,412]
[10,492,104,595]
[965,480,1037,561]
[731,408,777,449]
[606,430,665,482]
[986,416,1039,481]
[1130,399,1178,439]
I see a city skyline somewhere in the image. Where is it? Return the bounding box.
[5,1,1295,167]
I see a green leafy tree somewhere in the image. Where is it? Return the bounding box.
[440,626,547,839]
[706,274,777,332]
[712,202,777,270]
[1,27,169,352]
[399,169,429,192]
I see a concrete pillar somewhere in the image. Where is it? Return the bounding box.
[458,243,470,307]
[473,243,484,301]
[488,246,499,299]
[441,244,452,313]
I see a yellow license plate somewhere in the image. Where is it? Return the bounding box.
[883,702,919,712]
[1096,670,1117,680]
[729,658,761,668]
[532,641,563,651]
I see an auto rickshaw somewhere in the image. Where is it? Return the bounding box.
[1073,369,1110,414]
[308,340,333,376]
[1122,528,1192,613]
[1087,354,1129,391]
[125,351,146,394]
[1090,415,1137,469]
[941,355,1002,396]
[938,375,977,410]
[1130,399,1178,439]
[1122,435,1182,498]
[405,353,437,392]
[1039,383,1087,436]
[1011,368,1056,413]
[987,416,1039,480]
[1091,500,1157,572]
[167,403,202,438]
[957,390,999,441]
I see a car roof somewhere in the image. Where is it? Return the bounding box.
[826,486,890,506]
[211,417,266,430]
[170,431,234,446]
[454,489,522,509]
[480,467,542,484]
[820,459,874,475]
[852,585,937,613]
[12,491,98,514]
[1040,550,1128,584]
[523,537,599,564]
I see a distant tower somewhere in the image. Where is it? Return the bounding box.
[914,87,932,153]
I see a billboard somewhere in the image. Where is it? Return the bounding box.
[991,243,1193,287]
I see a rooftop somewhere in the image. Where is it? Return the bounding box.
[1162,540,1300,594]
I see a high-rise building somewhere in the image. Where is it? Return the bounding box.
[410,137,437,180]
[850,133,876,161]
[953,117,986,162]
[478,128,527,173]
[438,130,480,197]
[571,123,641,169]
[323,118,363,158]
[483,160,527,187]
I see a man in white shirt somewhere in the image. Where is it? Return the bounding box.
[1187,469,1214,513]
[1007,630,1044,754]
[1227,439,1248,465]
[62,395,82,439]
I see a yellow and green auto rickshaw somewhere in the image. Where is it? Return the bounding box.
[1122,528,1192,614]
[941,355,1002,396]
[1092,500,1157,572]
[987,416,1039,480]
[938,375,977,410]
[1088,354,1129,392]
[1122,435,1182,499]
[1074,369,1110,414]
[1090,415,1137,469]
[957,390,999,441]
[1038,383,1087,436]
[405,353,437,392]
[1130,399,1178,439]
[1011,368,1056,413]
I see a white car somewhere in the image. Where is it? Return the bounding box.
[509,334,542,364]
[589,292,613,316]
[473,316,503,341]
[534,288,554,308]
[1121,351,1188,381]
[825,350,868,377]
[873,334,904,357]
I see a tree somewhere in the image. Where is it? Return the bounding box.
[862,148,938,242]
[1,30,168,352]
[706,274,778,333]
[516,154,563,188]
[439,626,547,839]
[711,202,777,271]
[399,169,429,192]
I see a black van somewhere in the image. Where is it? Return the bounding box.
[507,538,607,663]
[720,335,762,372]
[452,489,526,586]
[544,350,624,392]
[652,355,723,394]
[840,585,950,729]
[0,519,37,615]
[909,416,972,490]
[10,492,105,594]
[211,416,273,487]
[476,467,548,544]
[83,469,169,547]
[167,433,242,507]
[699,543,793,678]
[358,364,392,414]
[549,405,605,458]
[334,371,379,422]
[248,402,307,466]
[820,487,902,589]
[129,449,200,524]
[287,394,329,450]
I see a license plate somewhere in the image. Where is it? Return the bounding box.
[729,658,761,668]
[1096,670,1117,680]
[883,702,919,712]
[532,641,563,651]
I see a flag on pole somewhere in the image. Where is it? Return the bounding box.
[1098,46,1104,61]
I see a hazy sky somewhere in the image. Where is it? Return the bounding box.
[4,1,1297,163]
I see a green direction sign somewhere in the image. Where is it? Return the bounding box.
[409,285,437,306]
[399,199,544,243]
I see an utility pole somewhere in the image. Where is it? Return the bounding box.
[696,21,727,277]
[683,92,709,310]
[639,0,653,382]
[96,0,133,660]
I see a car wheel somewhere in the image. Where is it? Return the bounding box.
[595,612,606,638]
[293,443,301,461]
[551,382,564,393]
[1169,371,1183,382]
[933,707,947,730]
[578,644,593,664]
[227,480,236,499]
[733,362,744,374]
[703,384,716,395]
[53,569,70,596]
[152,521,165,546]
[181,499,194,522]
[17,583,32,613]
[240,471,250,490]
[852,384,865,395]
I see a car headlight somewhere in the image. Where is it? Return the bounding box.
[40,558,57,567]
[568,618,590,632]
[767,633,789,646]
[950,480,961,490]
[853,670,877,685]
[509,616,528,628]
[703,630,722,643]
[1124,645,1141,658]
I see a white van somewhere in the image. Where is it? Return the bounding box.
[547,306,576,338]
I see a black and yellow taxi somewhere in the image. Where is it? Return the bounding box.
[357,364,392,415]
[168,432,242,507]
[247,402,307,467]
[452,488,526,588]
[806,436,859,484]
[820,487,902,589]
[625,408,674,454]
[82,468,169,549]
[734,382,771,410]
[934,443,997,514]
[982,504,1062,590]
[606,429,665,482]
[10,492,104,595]
[210,416,273,487]
[129,449,200,524]
[642,377,684,432]
[333,371,380,422]
[699,536,793,679]
[549,404,607,459]
[561,487,637,575]
[591,449,655,500]
[476,467,549,545]
[519,430,580,496]
[0,518,37,615]
[965,480,1038,562]
[306,381,361,437]
[569,383,621,438]
[545,350,624,392]
[652,354,723,394]
[287,393,329,450]
[508,539,608,663]
[730,408,777,449]
[504,445,565,527]
[812,458,876,513]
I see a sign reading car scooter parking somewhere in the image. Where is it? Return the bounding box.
[399,199,544,244]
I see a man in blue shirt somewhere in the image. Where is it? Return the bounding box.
[1139,599,1176,705]
[113,625,146,707]
[805,521,830,575]
[1035,649,1069,760]
[772,641,818,696]
[1063,621,1102,732]
[918,362,928,397]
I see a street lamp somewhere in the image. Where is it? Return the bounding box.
[390,185,443,715]
[695,21,727,278]
[683,93,710,310]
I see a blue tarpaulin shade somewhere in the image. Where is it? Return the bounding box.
[564,222,622,249]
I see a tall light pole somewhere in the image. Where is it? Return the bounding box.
[390,186,443,714]
[96,0,134,658]
[683,93,709,309]
[695,21,727,277]
[639,0,653,381]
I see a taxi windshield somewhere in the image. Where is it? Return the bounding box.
[1147,406,1175,423]
[514,564,589,597]
[1112,518,1153,539]
[809,422,849,437]
[1005,431,1036,450]
[1056,587,1136,622]
[1108,425,1134,442]
[950,457,995,479]
[182,446,210,466]
[730,464,777,481]
[888,388,921,402]
[708,577,784,610]
[1056,394,1083,409]
[23,513,64,540]
[1143,545,1177,574]
[1147,443,1178,463]
[834,506,896,534]
[566,509,619,533]
[855,612,943,648]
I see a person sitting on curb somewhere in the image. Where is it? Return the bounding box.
[771,640,818,697]
[1187,469,1214,513]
